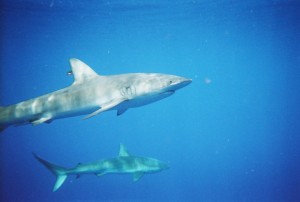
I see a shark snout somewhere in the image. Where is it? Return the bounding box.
[181,78,192,86]
[159,162,170,170]
[170,77,192,90]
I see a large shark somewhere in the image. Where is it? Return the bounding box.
[33,144,169,191]
[0,58,191,132]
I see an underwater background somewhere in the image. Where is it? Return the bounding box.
[1,0,300,201]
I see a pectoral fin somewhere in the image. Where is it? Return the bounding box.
[83,107,103,120]
[117,108,128,116]
[31,115,52,126]
[133,172,144,182]
[96,172,106,177]
[83,98,127,120]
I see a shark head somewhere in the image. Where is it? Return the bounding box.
[101,73,193,116]
[143,73,192,94]
[160,74,192,92]
[139,157,169,173]
[128,157,169,182]
[129,73,192,103]
[118,144,169,173]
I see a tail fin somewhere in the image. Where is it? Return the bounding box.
[0,106,7,133]
[33,153,68,192]
[0,125,7,133]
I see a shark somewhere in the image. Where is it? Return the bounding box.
[33,144,169,192]
[0,58,191,132]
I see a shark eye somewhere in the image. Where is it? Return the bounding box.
[168,80,173,85]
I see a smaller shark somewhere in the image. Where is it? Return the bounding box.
[33,144,169,192]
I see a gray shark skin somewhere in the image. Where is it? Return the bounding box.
[33,144,169,192]
[0,58,192,132]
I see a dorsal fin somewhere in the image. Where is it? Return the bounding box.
[119,144,130,157]
[69,58,99,85]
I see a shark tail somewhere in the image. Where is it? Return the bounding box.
[0,106,7,133]
[33,153,68,192]
[0,125,7,133]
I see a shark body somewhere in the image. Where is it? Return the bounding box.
[0,59,191,132]
[33,144,169,191]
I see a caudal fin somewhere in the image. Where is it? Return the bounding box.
[33,153,68,192]
[0,126,7,133]
[0,106,7,133]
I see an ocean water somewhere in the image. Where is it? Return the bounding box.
[1,0,299,201]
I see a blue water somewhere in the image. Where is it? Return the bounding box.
[1,0,300,201]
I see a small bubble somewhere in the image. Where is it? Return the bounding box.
[204,77,212,84]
